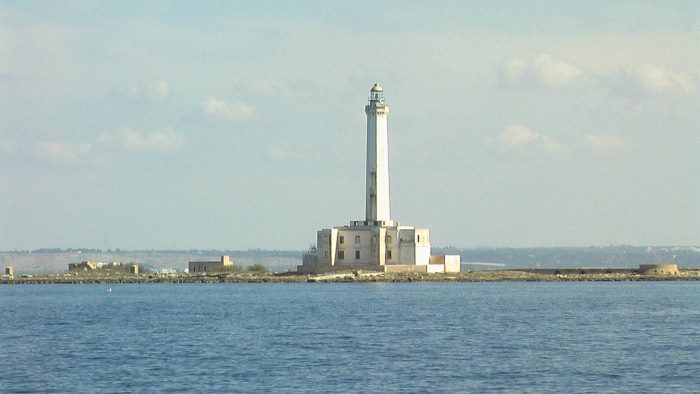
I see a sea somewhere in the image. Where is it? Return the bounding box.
[1,282,698,393]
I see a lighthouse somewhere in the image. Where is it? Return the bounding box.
[365,83,392,224]
[298,84,460,274]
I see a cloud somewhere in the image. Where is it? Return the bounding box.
[581,134,626,153]
[501,59,529,84]
[119,80,169,103]
[35,140,91,161]
[1,141,17,155]
[146,80,170,101]
[501,54,585,88]
[266,142,309,161]
[201,97,255,121]
[490,125,563,155]
[100,129,185,152]
[610,63,695,96]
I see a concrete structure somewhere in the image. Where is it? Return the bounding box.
[68,261,97,271]
[5,267,13,277]
[298,84,460,274]
[69,261,140,273]
[639,263,679,275]
[189,255,234,274]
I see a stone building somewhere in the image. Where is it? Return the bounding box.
[298,84,460,274]
[68,261,97,271]
[639,263,679,275]
[188,255,233,274]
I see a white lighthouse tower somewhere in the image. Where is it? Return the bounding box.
[298,84,460,274]
[365,83,392,225]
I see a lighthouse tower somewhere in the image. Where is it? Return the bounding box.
[365,83,392,225]
[297,83,460,274]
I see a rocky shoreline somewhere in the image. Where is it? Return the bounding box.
[2,269,700,284]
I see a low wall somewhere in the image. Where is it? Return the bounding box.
[298,263,385,275]
[384,265,428,273]
[515,268,634,275]
[639,264,679,275]
[427,264,445,273]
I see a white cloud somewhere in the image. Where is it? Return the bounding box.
[35,140,91,161]
[201,97,255,121]
[146,80,169,101]
[1,141,16,154]
[581,134,626,153]
[611,63,695,96]
[120,80,169,102]
[100,129,185,152]
[490,125,563,155]
[501,54,585,88]
[266,142,308,161]
[502,59,529,83]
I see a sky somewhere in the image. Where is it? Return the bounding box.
[1,1,698,250]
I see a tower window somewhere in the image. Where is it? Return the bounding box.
[386,250,392,259]
[355,251,360,259]
[417,235,421,243]
[339,236,344,244]
[338,251,344,260]
[355,235,360,244]
[387,235,392,243]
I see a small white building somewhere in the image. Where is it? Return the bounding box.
[298,84,460,274]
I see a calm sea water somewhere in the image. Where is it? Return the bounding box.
[0,282,698,392]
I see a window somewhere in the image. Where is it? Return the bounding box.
[339,236,344,244]
[355,235,360,244]
[324,250,329,257]
[337,251,344,260]
[387,235,392,243]
[417,234,421,243]
[204,266,207,272]
[386,250,392,259]
[192,267,196,272]
[355,251,360,259]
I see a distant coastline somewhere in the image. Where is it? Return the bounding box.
[1,246,698,275]
[3,269,700,284]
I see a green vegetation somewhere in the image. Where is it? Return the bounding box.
[246,264,269,273]
[212,265,242,274]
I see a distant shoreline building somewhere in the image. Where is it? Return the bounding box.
[68,261,139,273]
[298,84,460,274]
[188,255,233,273]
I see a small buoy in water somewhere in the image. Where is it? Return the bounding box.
[107,288,112,292]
